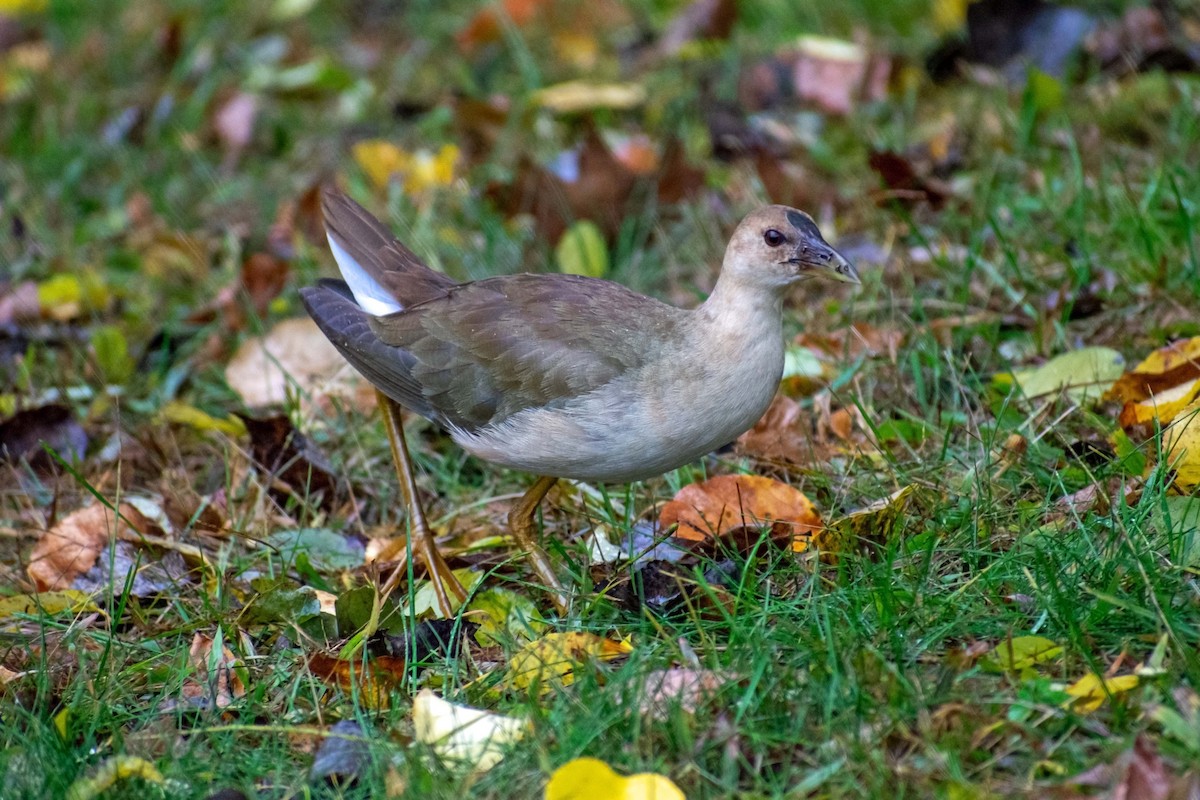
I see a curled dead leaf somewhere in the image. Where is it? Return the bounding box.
[224,317,373,412]
[28,503,154,591]
[659,474,822,551]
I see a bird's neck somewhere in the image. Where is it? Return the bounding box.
[697,273,786,340]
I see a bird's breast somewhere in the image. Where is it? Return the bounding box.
[452,330,784,483]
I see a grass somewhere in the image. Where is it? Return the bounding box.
[4,0,1200,797]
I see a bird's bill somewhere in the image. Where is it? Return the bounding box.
[787,238,860,284]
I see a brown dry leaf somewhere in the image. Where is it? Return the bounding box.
[660,474,822,550]
[27,502,155,591]
[503,632,632,691]
[792,36,891,116]
[653,0,738,59]
[0,403,88,471]
[1108,336,1200,407]
[307,652,405,710]
[182,632,246,710]
[224,317,373,412]
[1069,735,1175,800]
[489,129,635,242]
[796,322,905,363]
[488,129,702,242]
[240,413,342,511]
[0,280,39,325]
[637,668,733,720]
[868,149,954,207]
[737,394,876,467]
[456,0,551,53]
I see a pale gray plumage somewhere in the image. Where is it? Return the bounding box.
[300,190,858,484]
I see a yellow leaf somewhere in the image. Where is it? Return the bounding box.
[37,274,83,321]
[352,140,458,193]
[403,144,459,194]
[545,757,684,800]
[505,632,632,691]
[931,0,970,36]
[1166,399,1200,488]
[352,140,410,190]
[1063,673,1138,714]
[1119,377,1200,428]
[556,220,608,278]
[0,590,99,620]
[65,756,165,800]
[160,402,247,437]
[0,0,46,13]
[534,81,647,113]
[980,636,1063,674]
[412,688,528,773]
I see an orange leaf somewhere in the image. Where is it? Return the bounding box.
[27,503,153,591]
[1106,336,1200,405]
[659,474,822,548]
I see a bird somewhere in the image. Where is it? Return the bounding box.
[301,189,859,615]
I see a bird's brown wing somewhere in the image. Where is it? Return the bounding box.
[322,189,457,307]
[370,273,684,432]
[300,280,441,420]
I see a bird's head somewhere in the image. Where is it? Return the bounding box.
[723,205,860,289]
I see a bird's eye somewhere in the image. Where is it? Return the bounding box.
[763,229,786,247]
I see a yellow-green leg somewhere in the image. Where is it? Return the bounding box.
[507,474,569,614]
[375,390,466,617]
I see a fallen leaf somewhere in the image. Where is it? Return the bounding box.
[793,35,890,116]
[307,652,405,710]
[659,474,822,549]
[63,756,165,800]
[309,719,370,787]
[544,757,684,800]
[213,91,258,155]
[182,631,246,710]
[455,0,549,52]
[1003,347,1126,404]
[241,414,342,511]
[0,403,88,471]
[1063,672,1139,714]
[0,590,99,620]
[825,485,920,553]
[411,688,528,772]
[980,635,1063,676]
[0,280,39,325]
[1118,376,1200,429]
[868,149,954,208]
[27,503,153,591]
[268,528,364,572]
[504,632,632,691]
[555,219,608,278]
[637,668,732,720]
[224,317,373,412]
[1107,336,1200,405]
[533,80,646,113]
[1165,399,1200,488]
[652,0,737,60]
[352,140,459,194]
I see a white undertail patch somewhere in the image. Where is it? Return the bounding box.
[327,234,404,316]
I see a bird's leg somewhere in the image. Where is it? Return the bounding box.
[375,389,466,617]
[507,475,569,614]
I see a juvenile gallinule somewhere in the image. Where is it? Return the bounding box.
[301,190,859,614]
